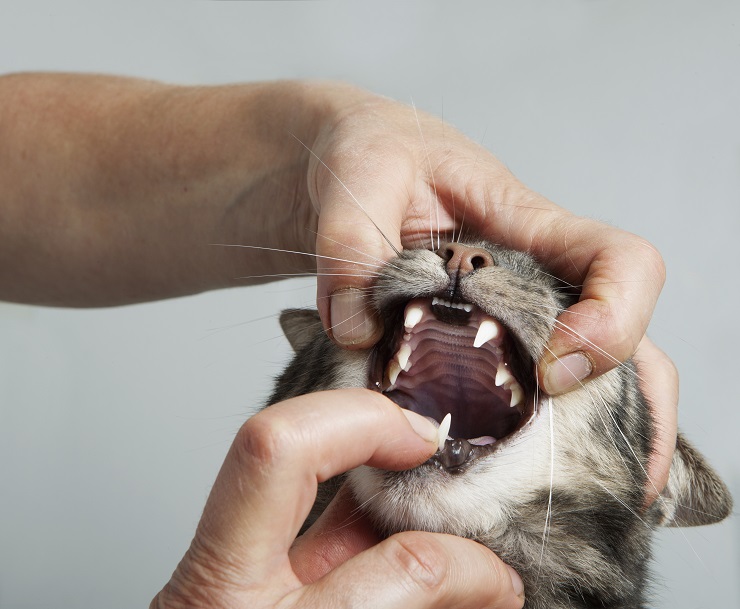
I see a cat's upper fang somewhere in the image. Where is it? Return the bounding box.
[404,305,424,330]
[474,319,500,347]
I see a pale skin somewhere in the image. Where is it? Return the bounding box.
[0,73,678,607]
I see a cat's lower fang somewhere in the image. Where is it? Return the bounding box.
[388,360,402,386]
[510,384,523,407]
[397,343,412,371]
[438,413,452,452]
[495,361,513,387]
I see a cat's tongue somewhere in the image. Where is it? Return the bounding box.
[382,298,528,443]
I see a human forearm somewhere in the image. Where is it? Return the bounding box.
[0,73,334,305]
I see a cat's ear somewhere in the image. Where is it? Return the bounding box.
[279,308,323,352]
[652,433,733,527]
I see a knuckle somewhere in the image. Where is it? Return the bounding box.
[608,231,666,286]
[384,532,450,593]
[654,348,678,384]
[637,338,679,390]
[632,235,666,286]
[611,319,640,361]
[583,300,638,365]
[234,411,297,468]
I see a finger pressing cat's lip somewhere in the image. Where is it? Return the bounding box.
[369,297,539,471]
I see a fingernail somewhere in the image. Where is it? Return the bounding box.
[506,565,525,600]
[400,408,439,444]
[330,288,378,346]
[543,351,593,395]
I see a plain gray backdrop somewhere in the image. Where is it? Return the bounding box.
[1,2,738,608]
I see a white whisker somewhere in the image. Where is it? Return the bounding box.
[410,98,440,251]
[538,395,555,575]
[307,230,404,271]
[211,243,389,271]
[289,133,401,257]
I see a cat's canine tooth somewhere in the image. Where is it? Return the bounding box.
[495,361,513,387]
[509,383,523,408]
[404,306,424,330]
[388,360,402,386]
[396,343,412,371]
[437,413,452,452]
[473,319,500,348]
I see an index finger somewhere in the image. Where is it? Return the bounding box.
[192,389,438,582]
[452,177,665,394]
[534,215,665,394]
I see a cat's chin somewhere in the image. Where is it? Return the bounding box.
[345,403,550,539]
[369,296,539,471]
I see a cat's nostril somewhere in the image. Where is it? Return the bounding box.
[438,242,495,276]
[442,247,456,263]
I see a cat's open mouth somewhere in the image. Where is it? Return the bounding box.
[371,297,537,471]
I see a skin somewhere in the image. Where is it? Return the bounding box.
[152,390,525,609]
[0,73,677,607]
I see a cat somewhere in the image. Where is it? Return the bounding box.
[266,238,733,608]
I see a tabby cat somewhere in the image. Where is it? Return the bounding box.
[267,239,732,608]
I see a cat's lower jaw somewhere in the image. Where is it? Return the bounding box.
[346,396,555,539]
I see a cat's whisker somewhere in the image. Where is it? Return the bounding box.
[526,305,601,322]
[455,125,488,243]
[410,99,441,251]
[493,199,565,214]
[315,267,383,275]
[233,273,381,282]
[211,243,390,271]
[306,230,404,271]
[542,345,650,496]
[593,480,649,528]
[538,394,556,576]
[315,287,378,302]
[201,313,279,338]
[549,317,628,370]
[289,133,401,257]
[327,308,375,339]
[542,345,673,516]
[533,268,583,291]
[313,489,386,538]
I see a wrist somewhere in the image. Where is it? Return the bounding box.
[207,80,374,288]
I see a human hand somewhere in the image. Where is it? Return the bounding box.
[151,389,525,609]
[302,86,676,495]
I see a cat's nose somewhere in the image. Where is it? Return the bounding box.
[438,242,494,277]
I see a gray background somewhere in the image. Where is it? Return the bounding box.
[1,1,738,607]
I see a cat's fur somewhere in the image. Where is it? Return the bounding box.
[266,239,732,608]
